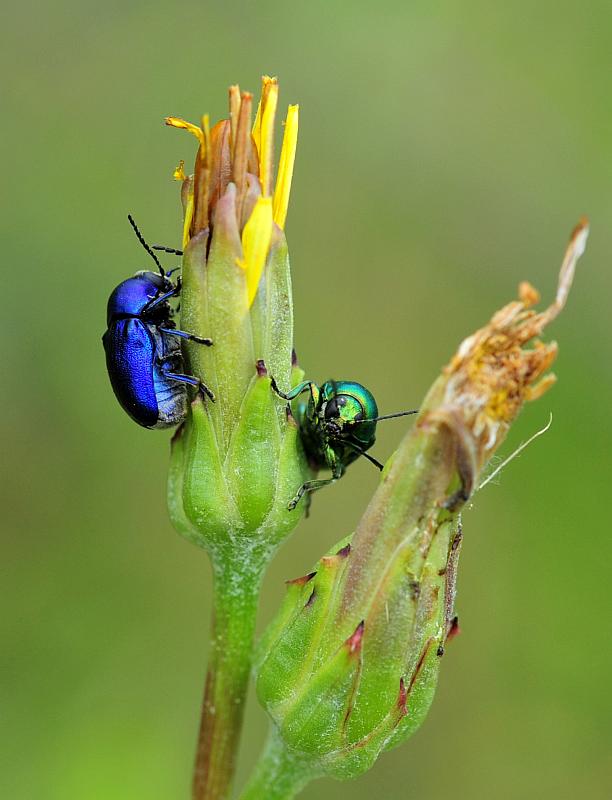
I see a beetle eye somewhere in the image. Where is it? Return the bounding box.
[324,398,339,419]
[324,395,346,420]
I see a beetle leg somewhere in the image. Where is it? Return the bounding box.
[156,352,180,365]
[271,377,320,404]
[164,371,215,403]
[287,460,344,511]
[287,477,338,511]
[143,285,180,313]
[158,327,213,346]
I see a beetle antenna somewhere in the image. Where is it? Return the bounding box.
[152,245,184,256]
[127,214,166,278]
[344,439,384,471]
[353,409,419,424]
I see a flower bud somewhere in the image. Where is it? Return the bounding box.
[255,221,588,781]
[165,79,310,555]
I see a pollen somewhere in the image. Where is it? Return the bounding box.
[173,160,186,181]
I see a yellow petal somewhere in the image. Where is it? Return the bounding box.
[273,105,299,229]
[182,191,194,250]
[165,116,205,148]
[252,75,275,157]
[237,196,274,306]
[259,81,278,197]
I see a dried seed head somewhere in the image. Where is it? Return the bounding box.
[424,218,588,484]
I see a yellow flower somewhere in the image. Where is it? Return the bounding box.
[165,76,299,307]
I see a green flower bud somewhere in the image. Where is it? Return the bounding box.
[165,82,309,558]
[256,511,460,780]
[252,221,588,789]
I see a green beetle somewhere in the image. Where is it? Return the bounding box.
[271,378,417,510]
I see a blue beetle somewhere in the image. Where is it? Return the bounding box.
[102,215,213,429]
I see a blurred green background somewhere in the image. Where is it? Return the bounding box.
[2,1,611,798]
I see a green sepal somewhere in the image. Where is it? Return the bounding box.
[255,534,353,672]
[279,622,364,756]
[172,396,241,550]
[342,548,419,742]
[226,372,280,530]
[346,513,452,743]
[260,402,311,544]
[168,372,311,554]
[255,570,318,671]
[180,229,213,387]
[383,517,458,752]
[263,232,294,393]
[257,545,351,710]
[250,230,294,395]
[321,676,407,779]
[205,183,255,452]
[167,423,199,543]
[382,641,441,754]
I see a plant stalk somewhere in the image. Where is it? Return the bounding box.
[192,549,265,800]
[239,729,314,800]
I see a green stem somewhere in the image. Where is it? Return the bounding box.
[192,549,264,800]
[239,729,315,800]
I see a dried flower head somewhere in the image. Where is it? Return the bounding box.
[422,218,589,506]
